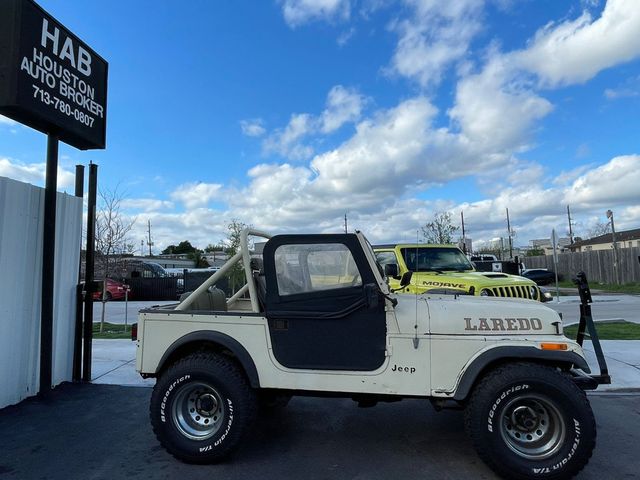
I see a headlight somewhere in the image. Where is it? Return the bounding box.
[539,287,553,302]
[480,289,491,297]
[529,285,538,299]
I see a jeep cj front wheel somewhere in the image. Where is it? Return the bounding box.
[465,362,596,480]
[150,352,257,463]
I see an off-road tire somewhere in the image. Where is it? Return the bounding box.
[150,352,257,464]
[464,362,595,480]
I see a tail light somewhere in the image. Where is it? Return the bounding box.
[131,323,137,341]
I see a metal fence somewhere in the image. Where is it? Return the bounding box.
[524,247,640,284]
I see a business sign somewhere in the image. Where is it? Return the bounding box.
[0,0,108,150]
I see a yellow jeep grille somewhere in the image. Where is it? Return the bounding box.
[486,285,537,300]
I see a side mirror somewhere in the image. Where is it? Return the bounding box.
[399,271,412,288]
[390,271,413,293]
[384,263,400,279]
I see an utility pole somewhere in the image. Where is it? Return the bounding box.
[461,211,467,254]
[344,213,348,234]
[147,219,154,256]
[567,205,574,245]
[506,208,513,259]
[607,209,619,284]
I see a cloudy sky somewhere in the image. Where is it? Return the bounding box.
[1,0,639,252]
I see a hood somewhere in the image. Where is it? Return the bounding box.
[422,295,562,336]
[411,270,533,291]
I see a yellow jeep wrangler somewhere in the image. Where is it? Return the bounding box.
[374,243,541,300]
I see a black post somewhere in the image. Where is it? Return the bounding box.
[39,134,59,397]
[82,163,98,382]
[72,165,85,382]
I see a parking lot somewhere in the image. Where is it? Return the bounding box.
[0,384,638,479]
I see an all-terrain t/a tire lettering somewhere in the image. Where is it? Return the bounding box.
[150,352,257,463]
[464,362,596,480]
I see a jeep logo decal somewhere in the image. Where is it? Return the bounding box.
[464,317,543,331]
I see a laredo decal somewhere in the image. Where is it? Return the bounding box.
[422,281,466,289]
[465,317,543,332]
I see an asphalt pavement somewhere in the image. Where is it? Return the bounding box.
[0,383,637,480]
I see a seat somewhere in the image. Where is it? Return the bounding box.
[179,287,227,311]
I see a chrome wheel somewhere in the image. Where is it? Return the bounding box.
[500,394,566,460]
[171,382,225,440]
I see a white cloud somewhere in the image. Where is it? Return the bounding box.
[563,155,640,207]
[604,87,639,99]
[262,85,366,160]
[389,0,485,88]
[449,56,554,154]
[263,113,316,160]
[337,27,356,46]
[281,0,350,28]
[170,182,224,209]
[0,157,75,189]
[516,0,640,87]
[121,198,174,212]
[320,85,366,133]
[240,118,266,137]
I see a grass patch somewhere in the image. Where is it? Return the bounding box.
[557,280,640,295]
[93,322,136,339]
[564,321,640,340]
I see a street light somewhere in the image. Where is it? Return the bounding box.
[606,210,619,284]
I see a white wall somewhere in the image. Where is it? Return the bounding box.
[0,177,82,408]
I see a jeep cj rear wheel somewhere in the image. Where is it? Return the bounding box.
[465,362,596,480]
[150,352,257,463]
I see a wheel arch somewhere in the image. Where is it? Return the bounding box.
[453,346,590,401]
[155,331,260,388]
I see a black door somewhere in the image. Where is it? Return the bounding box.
[262,234,386,371]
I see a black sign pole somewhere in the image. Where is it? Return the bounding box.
[82,162,97,382]
[38,133,58,397]
[72,164,85,382]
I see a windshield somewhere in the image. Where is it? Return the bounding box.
[400,247,474,272]
[146,262,168,277]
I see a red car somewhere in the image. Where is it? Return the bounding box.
[93,278,131,301]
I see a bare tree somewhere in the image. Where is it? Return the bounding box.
[587,221,610,239]
[95,186,136,332]
[422,212,459,244]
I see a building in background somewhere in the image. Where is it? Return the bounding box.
[568,228,640,252]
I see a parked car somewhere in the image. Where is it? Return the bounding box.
[93,278,131,301]
[522,268,556,285]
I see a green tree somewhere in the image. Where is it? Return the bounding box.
[422,212,459,244]
[204,243,224,253]
[161,240,199,255]
[526,247,545,257]
[226,219,249,294]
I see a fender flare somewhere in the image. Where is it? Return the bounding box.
[452,346,590,401]
[156,330,260,388]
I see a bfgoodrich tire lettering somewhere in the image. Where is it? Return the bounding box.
[464,362,596,480]
[150,352,257,463]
